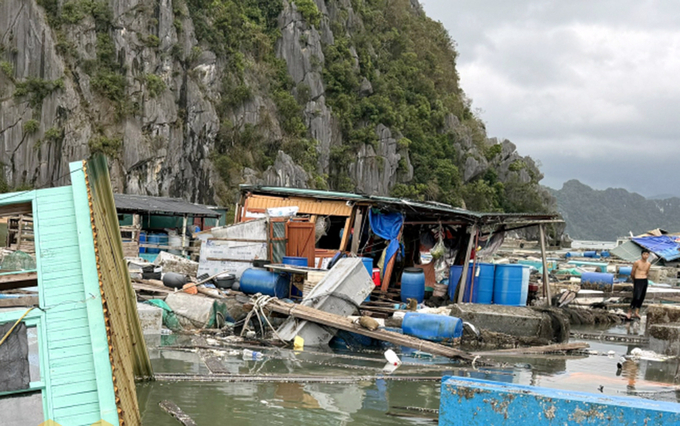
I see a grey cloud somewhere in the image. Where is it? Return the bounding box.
[421,0,680,196]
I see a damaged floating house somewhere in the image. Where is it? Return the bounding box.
[0,156,151,426]
[227,186,561,303]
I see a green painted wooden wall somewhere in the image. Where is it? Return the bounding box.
[0,165,119,425]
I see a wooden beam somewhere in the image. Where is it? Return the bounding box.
[350,208,363,255]
[265,298,491,364]
[539,224,552,306]
[380,223,404,292]
[339,216,352,252]
[457,225,477,304]
[159,400,197,426]
[0,295,38,307]
[0,272,38,291]
[0,202,32,217]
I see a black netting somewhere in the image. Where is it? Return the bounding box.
[0,322,30,392]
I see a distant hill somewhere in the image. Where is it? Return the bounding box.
[647,193,680,200]
[550,180,680,240]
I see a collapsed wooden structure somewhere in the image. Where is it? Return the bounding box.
[237,186,561,303]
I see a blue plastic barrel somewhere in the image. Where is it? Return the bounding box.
[565,252,582,258]
[618,266,632,276]
[472,263,495,304]
[583,251,599,258]
[282,256,308,267]
[494,264,530,306]
[139,231,147,254]
[401,312,463,342]
[581,272,614,287]
[449,265,473,302]
[600,251,611,258]
[240,268,289,298]
[401,267,425,303]
[147,233,160,254]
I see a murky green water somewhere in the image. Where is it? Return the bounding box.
[138,325,680,425]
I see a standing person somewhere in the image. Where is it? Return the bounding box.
[627,250,651,320]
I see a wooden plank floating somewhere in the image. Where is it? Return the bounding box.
[264,298,488,364]
[159,400,197,426]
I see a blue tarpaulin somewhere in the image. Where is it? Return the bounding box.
[632,235,680,261]
[369,210,404,277]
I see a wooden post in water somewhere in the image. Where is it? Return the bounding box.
[539,224,552,306]
[457,224,477,304]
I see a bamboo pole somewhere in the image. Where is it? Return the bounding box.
[159,400,197,426]
[456,225,477,304]
[539,224,552,306]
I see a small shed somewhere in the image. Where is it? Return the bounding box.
[113,193,222,258]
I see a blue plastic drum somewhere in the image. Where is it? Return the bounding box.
[401,267,425,303]
[493,264,530,306]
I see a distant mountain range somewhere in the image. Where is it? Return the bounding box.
[549,180,680,241]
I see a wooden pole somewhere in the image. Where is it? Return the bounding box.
[380,223,404,292]
[181,214,188,257]
[539,224,552,306]
[456,224,477,304]
[339,216,352,251]
[350,208,363,255]
[265,298,489,364]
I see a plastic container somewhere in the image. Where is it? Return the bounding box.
[372,268,381,287]
[282,256,308,267]
[168,233,182,255]
[213,273,235,289]
[401,312,463,342]
[471,263,495,304]
[139,231,147,254]
[600,251,611,258]
[565,252,582,258]
[240,268,289,298]
[147,233,168,254]
[400,267,425,303]
[583,251,599,258]
[581,272,614,287]
[242,349,264,361]
[618,266,633,276]
[163,272,187,289]
[449,265,473,302]
[494,264,530,306]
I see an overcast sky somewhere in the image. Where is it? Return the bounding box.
[420,0,680,198]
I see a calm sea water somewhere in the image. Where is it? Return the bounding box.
[137,326,680,425]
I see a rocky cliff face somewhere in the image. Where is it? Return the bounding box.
[0,0,553,213]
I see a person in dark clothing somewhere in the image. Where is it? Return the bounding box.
[627,250,651,320]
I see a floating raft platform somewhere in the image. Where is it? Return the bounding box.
[440,376,680,425]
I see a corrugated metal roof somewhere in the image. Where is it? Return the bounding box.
[239,185,558,224]
[114,193,221,218]
[610,240,644,262]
